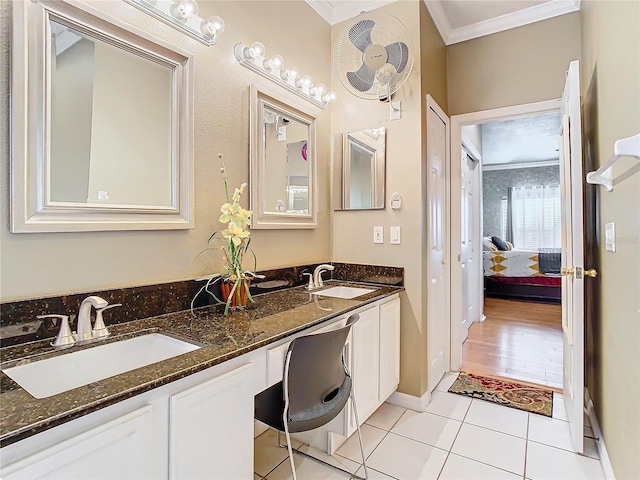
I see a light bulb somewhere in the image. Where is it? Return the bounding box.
[250,41,265,58]
[282,66,298,82]
[322,91,337,103]
[264,54,284,71]
[201,15,225,37]
[310,83,326,96]
[297,75,314,89]
[170,0,199,19]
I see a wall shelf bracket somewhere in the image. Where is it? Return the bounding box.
[586,133,640,191]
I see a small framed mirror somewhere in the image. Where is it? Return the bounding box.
[11,0,194,232]
[339,127,386,210]
[250,85,318,229]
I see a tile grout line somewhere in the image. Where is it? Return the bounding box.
[435,410,466,479]
[523,413,530,478]
[334,411,406,476]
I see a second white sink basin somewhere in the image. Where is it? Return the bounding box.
[2,333,200,399]
[311,286,375,299]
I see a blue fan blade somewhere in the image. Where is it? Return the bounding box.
[348,19,375,53]
[385,42,409,73]
[346,63,375,92]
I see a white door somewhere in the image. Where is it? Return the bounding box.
[426,96,450,392]
[169,364,254,479]
[460,147,481,342]
[559,60,586,454]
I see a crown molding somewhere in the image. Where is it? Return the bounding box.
[331,0,397,25]
[305,0,333,24]
[305,0,398,25]
[424,0,580,45]
[423,0,451,45]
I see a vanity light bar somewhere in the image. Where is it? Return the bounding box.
[123,0,224,47]
[234,42,336,109]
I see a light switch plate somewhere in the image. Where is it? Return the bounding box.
[373,226,384,244]
[605,222,616,252]
[390,226,401,244]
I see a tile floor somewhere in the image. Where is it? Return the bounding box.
[254,373,605,479]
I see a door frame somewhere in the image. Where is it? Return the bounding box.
[449,99,562,371]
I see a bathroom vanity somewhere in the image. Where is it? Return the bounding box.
[0,282,401,479]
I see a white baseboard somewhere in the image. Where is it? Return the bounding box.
[387,389,432,412]
[584,388,616,480]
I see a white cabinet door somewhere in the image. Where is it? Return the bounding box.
[1,405,164,480]
[352,305,380,423]
[169,363,253,480]
[379,297,400,401]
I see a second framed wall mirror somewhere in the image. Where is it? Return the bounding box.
[249,85,318,229]
[339,127,386,210]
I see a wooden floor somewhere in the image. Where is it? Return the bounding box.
[461,297,563,391]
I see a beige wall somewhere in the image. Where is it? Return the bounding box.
[447,13,581,115]
[331,1,447,397]
[580,2,640,478]
[0,0,331,301]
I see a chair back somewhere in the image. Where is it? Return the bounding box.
[284,313,359,429]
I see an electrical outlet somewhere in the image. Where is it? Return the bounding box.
[373,226,384,244]
[390,226,401,244]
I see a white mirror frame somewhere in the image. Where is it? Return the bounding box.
[249,84,319,229]
[11,0,194,233]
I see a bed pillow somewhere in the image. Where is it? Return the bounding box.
[506,241,514,250]
[491,236,510,251]
[482,237,498,251]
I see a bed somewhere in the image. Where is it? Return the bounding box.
[483,248,562,303]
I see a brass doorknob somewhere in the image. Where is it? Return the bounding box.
[561,267,575,276]
[584,268,598,277]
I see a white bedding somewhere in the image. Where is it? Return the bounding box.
[483,250,541,277]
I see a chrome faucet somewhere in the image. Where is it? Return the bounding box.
[76,296,109,343]
[313,264,335,289]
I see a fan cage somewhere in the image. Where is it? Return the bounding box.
[333,13,414,100]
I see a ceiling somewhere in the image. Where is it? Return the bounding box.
[305,0,581,44]
[480,112,562,167]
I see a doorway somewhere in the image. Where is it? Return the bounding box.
[458,111,564,390]
[451,101,562,391]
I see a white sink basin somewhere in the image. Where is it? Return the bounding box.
[310,286,375,299]
[2,333,200,399]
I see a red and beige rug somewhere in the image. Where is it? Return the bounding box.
[448,372,553,417]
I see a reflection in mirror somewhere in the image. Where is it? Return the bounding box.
[250,85,318,229]
[261,105,309,214]
[49,20,173,207]
[11,0,194,232]
[341,127,386,210]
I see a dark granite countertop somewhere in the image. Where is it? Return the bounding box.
[0,281,402,447]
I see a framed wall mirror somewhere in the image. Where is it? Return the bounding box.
[339,127,386,210]
[11,0,194,232]
[250,85,318,229]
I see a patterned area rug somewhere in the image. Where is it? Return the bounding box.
[448,372,553,417]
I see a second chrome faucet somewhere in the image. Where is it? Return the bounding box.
[304,264,335,290]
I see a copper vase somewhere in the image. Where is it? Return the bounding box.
[220,279,250,309]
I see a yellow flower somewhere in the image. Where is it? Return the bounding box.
[222,222,250,246]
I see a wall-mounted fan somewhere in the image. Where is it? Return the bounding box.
[333,13,414,101]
